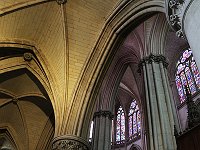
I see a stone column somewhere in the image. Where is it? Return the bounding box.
[167,0,200,68]
[52,135,91,150]
[92,110,113,150]
[139,54,177,150]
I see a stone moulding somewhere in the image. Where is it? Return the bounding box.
[52,135,90,150]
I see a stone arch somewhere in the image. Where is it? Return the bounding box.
[74,1,167,140]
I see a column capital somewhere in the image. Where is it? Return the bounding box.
[166,0,193,38]
[138,54,168,73]
[93,110,114,120]
[52,135,91,150]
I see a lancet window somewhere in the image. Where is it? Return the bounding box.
[128,100,141,140]
[116,106,125,142]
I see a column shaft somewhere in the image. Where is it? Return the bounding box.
[140,54,177,150]
[143,64,154,150]
[92,110,113,150]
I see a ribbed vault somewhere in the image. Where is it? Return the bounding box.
[0,69,55,150]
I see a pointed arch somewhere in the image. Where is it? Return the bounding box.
[76,0,166,138]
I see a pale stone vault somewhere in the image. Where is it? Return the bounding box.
[0,0,199,150]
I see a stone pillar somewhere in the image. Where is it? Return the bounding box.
[92,110,113,150]
[139,54,177,150]
[52,135,91,150]
[167,0,200,68]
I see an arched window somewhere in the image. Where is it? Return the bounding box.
[175,49,200,103]
[128,99,141,140]
[116,106,125,142]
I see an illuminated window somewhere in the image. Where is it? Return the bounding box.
[89,121,94,142]
[128,100,141,140]
[116,106,125,142]
[175,49,200,103]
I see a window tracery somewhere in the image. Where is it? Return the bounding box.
[175,49,200,103]
[116,106,125,142]
[114,99,141,145]
[128,100,141,140]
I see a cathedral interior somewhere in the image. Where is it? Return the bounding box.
[0,0,200,150]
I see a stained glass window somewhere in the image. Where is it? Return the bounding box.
[175,49,200,103]
[116,106,125,142]
[128,100,141,139]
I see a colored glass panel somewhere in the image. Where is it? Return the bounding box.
[121,112,125,140]
[175,49,200,103]
[185,67,196,94]
[137,111,141,130]
[177,64,185,74]
[129,115,133,136]
[128,100,141,138]
[182,50,192,62]
[180,72,187,86]
[116,106,125,142]
[191,61,200,88]
[133,113,137,134]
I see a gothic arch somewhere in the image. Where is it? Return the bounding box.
[75,1,166,139]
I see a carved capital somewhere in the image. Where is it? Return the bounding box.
[139,53,168,67]
[93,110,114,120]
[56,0,67,5]
[52,135,90,150]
